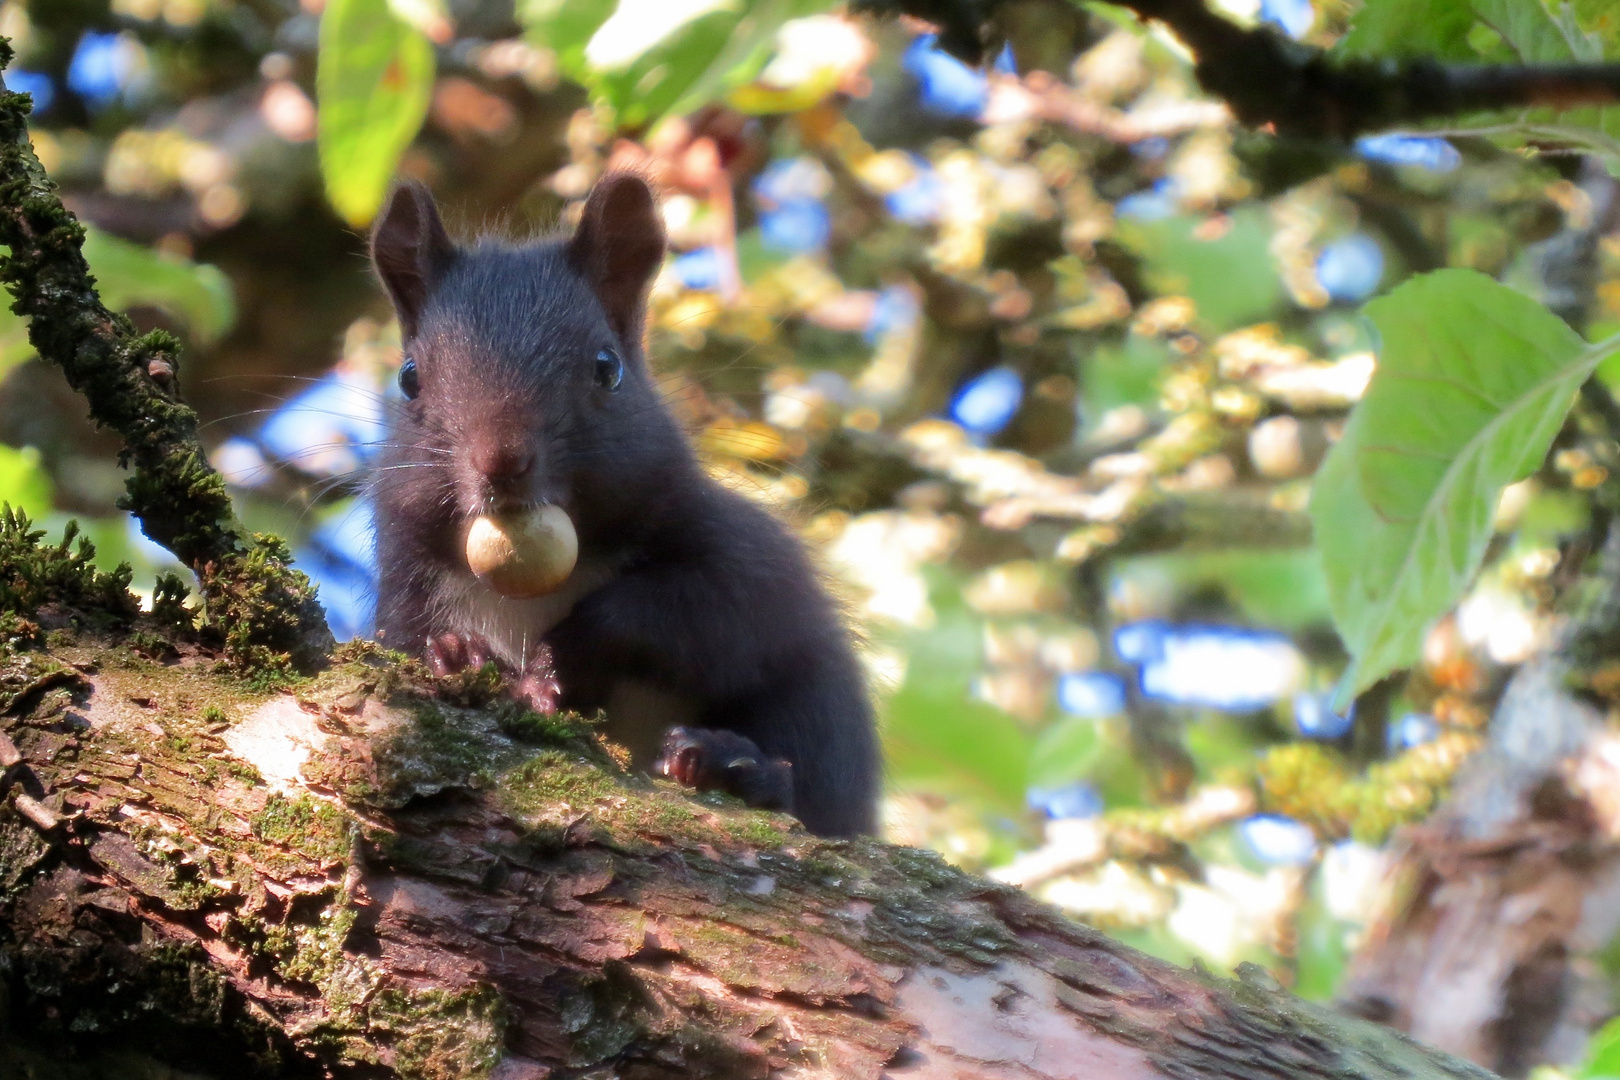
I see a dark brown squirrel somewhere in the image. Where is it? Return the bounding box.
[368,172,879,837]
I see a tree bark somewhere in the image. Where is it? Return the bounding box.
[0,629,1501,1080]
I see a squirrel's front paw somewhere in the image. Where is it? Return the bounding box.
[426,634,564,714]
[655,727,793,813]
[424,631,495,677]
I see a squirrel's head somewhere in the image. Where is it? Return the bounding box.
[369,173,688,549]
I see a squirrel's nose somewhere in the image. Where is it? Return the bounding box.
[470,440,534,484]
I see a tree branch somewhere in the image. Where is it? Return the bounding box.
[855,0,1620,140]
[0,634,1507,1080]
[1119,0,1620,139]
[0,43,331,673]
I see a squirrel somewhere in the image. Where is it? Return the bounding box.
[368,173,880,837]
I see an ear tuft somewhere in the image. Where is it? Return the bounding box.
[568,172,666,341]
[371,181,454,339]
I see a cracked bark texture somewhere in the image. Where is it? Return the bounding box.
[0,633,1502,1080]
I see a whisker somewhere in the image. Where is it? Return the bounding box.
[201,372,400,399]
[201,399,408,429]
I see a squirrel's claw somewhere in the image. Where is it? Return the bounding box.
[425,631,494,677]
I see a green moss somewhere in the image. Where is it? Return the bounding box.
[672,791,793,848]
[640,797,701,835]
[0,507,138,636]
[367,985,506,1080]
[490,746,803,852]
[497,751,623,821]
[432,660,506,708]
[126,628,177,661]
[494,702,599,746]
[558,967,660,1066]
[1258,731,1484,843]
[163,729,197,756]
[255,903,358,986]
[0,74,332,676]
[201,534,331,677]
[0,804,52,895]
[0,650,83,714]
[328,637,413,676]
[149,570,194,633]
[336,693,584,810]
[251,792,352,864]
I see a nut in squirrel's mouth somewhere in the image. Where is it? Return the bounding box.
[464,503,580,599]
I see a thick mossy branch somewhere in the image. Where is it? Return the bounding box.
[0,42,330,672]
[0,628,1503,1080]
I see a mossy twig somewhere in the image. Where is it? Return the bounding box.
[0,40,331,672]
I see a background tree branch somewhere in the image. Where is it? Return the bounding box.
[855,0,1620,139]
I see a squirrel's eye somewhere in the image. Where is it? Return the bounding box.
[398,357,420,399]
[594,348,624,392]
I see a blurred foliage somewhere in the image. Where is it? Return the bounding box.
[10,0,1620,1039]
[317,0,434,224]
[1315,270,1617,703]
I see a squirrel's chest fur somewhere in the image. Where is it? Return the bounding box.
[426,556,614,667]
[428,557,701,763]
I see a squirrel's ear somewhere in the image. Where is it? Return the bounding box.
[568,172,666,341]
[371,181,454,339]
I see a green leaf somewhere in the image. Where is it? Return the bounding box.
[1312,269,1620,703]
[589,8,743,128]
[316,0,435,227]
[665,0,831,118]
[518,0,618,80]
[1472,0,1595,61]
[1336,0,1479,60]
[524,0,833,129]
[82,228,236,343]
[0,444,52,520]
[1549,0,1606,58]
[1339,0,1605,61]
[1580,1014,1620,1078]
[386,0,451,41]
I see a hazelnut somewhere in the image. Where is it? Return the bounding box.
[465,504,578,598]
